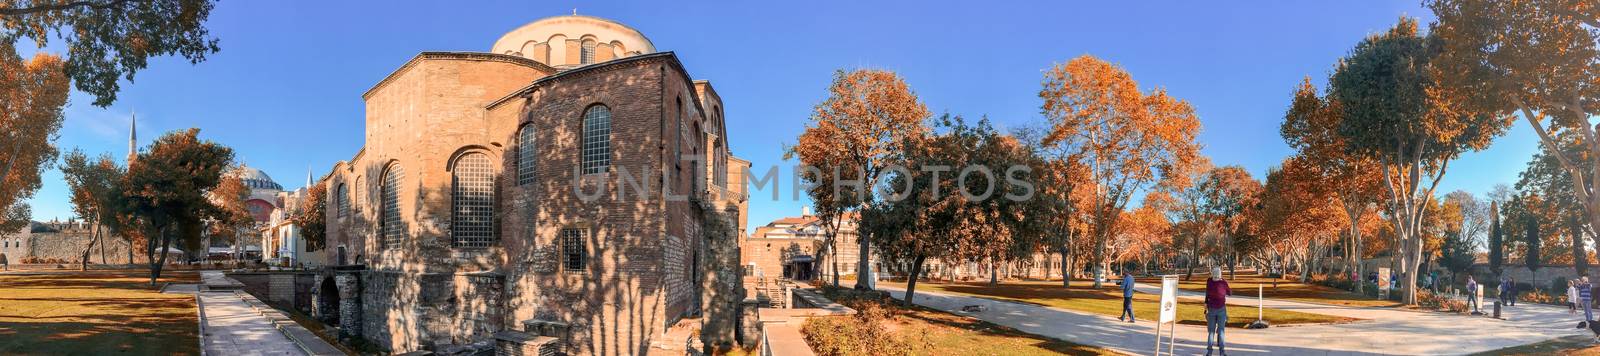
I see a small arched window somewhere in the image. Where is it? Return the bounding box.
[580,105,612,174]
[380,163,405,249]
[580,40,596,64]
[336,183,349,218]
[451,152,496,248]
[517,125,537,186]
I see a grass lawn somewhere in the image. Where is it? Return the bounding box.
[892,303,1116,355]
[1471,335,1600,355]
[806,287,1116,356]
[0,270,200,355]
[1138,273,1400,308]
[884,280,1357,328]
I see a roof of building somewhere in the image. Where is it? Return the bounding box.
[229,166,283,191]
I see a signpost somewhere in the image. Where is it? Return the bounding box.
[1155,275,1178,355]
[1377,267,1392,300]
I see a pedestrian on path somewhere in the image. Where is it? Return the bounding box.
[1570,283,1580,314]
[1466,275,1480,313]
[1581,277,1593,322]
[1206,266,1230,356]
[1507,277,1518,306]
[1119,272,1135,322]
[1499,277,1511,306]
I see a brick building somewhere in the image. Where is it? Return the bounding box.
[318,15,748,354]
[741,209,881,286]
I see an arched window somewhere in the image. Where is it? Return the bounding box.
[336,183,349,218]
[451,152,496,248]
[380,163,404,249]
[517,125,536,186]
[580,40,596,64]
[353,176,363,213]
[581,105,612,174]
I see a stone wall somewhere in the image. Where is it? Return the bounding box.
[1,229,143,265]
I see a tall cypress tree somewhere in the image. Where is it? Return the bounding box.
[1525,215,1542,288]
[1488,201,1504,276]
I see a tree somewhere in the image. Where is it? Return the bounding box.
[1328,18,1509,305]
[1038,55,1204,288]
[1525,213,1543,287]
[60,148,127,269]
[1014,124,1093,287]
[1258,156,1345,283]
[206,172,252,262]
[862,115,1038,305]
[0,41,69,231]
[1438,229,1476,288]
[1,0,221,106]
[1430,0,1600,285]
[1199,166,1261,279]
[290,180,327,252]
[1513,133,1594,277]
[792,69,930,291]
[1280,77,1386,293]
[124,128,233,284]
[1488,200,1505,276]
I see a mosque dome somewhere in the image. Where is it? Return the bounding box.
[228,166,283,191]
[490,15,656,69]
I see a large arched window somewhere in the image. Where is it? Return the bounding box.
[581,105,612,174]
[336,183,349,218]
[517,125,537,186]
[380,163,404,249]
[451,152,496,248]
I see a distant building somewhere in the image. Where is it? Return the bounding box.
[223,165,323,267]
[741,208,879,285]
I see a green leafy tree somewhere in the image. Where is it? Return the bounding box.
[1488,201,1504,275]
[1,0,222,106]
[1328,17,1509,305]
[60,148,127,269]
[1438,229,1475,288]
[1525,214,1542,287]
[124,128,232,284]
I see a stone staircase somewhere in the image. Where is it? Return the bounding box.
[493,319,565,356]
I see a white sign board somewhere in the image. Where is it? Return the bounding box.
[1476,284,1483,302]
[1159,275,1179,323]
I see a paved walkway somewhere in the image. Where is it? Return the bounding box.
[883,285,1587,355]
[198,290,308,356]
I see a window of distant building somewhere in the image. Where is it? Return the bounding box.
[451,152,496,248]
[380,163,404,249]
[518,125,537,186]
[580,105,612,174]
[562,228,587,272]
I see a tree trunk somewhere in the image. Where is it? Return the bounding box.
[147,225,171,285]
[1573,218,1589,278]
[81,221,99,271]
[829,239,840,288]
[988,256,998,287]
[903,254,928,307]
[854,228,871,290]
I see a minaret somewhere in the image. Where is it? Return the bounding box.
[126,112,137,162]
[305,166,313,191]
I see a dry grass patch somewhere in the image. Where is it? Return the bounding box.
[803,287,1115,356]
[0,270,199,355]
[887,280,1357,327]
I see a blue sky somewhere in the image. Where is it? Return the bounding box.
[25,1,1538,234]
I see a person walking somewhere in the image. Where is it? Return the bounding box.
[1499,277,1511,307]
[1570,283,1580,314]
[1205,267,1230,356]
[1507,277,1518,306]
[1466,275,1479,313]
[1119,272,1136,322]
[1582,277,1594,322]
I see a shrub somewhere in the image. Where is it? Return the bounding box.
[801,298,925,356]
[1520,289,1565,306]
[1553,277,1570,293]
[1417,290,1468,313]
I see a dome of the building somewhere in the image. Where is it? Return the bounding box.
[228,166,283,191]
[490,15,656,68]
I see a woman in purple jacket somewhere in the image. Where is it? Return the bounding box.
[1205,267,1230,356]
